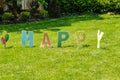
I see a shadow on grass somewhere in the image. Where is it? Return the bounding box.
[56,44,90,48]
[22,46,36,48]
[5,46,14,49]
[83,44,91,48]
[101,47,110,50]
[0,14,104,33]
[58,45,75,48]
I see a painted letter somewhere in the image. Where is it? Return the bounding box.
[58,31,69,47]
[76,31,86,48]
[22,30,34,47]
[40,32,52,48]
[97,30,104,48]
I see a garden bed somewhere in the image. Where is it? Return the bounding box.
[0,17,48,24]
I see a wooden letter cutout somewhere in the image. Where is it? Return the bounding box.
[40,32,52,48]
[76,31,86,48]
[97,30,104,48]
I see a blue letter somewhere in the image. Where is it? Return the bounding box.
[22,30,34,47]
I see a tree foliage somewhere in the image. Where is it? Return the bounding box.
[58,0,120,14]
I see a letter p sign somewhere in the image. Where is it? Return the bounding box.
[58,31,69,47]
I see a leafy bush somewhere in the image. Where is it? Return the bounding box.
[20,12,30,21]
[2,12,13,20]
[30,0,40,16]
[39,9,48,18]
[39,0,48,8]
[58,0,120,14]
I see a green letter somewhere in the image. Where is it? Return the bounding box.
[58,31,69,47]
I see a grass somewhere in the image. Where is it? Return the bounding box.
[0,14,120,80]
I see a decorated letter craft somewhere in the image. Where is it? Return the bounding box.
[97,30,104,48]
[40,32,52,48]
[0,30,104,49]
[76,31,86,48]
[58,31,69,47]
[22,30,34,47]
[0,31,9,48]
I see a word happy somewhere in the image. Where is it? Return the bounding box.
[21,30,104,48]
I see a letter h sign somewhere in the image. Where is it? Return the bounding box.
[22,30,34,47]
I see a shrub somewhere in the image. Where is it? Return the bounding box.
[39,9,48,18]
[30,0,40,16]
[46,0,60,18]
[2,12,13,20]
[20,11,30,21]
[57,0,120,14]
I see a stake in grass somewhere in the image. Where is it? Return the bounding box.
[40,32,52,48]
[0,31,9,48]
[76,31,86,48]
[97,30,104,48]
[22,30,34,47]
[58,31,69,47]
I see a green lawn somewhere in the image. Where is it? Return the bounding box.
[0,14,120,80]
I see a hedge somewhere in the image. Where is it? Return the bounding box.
[58,0,120,14]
